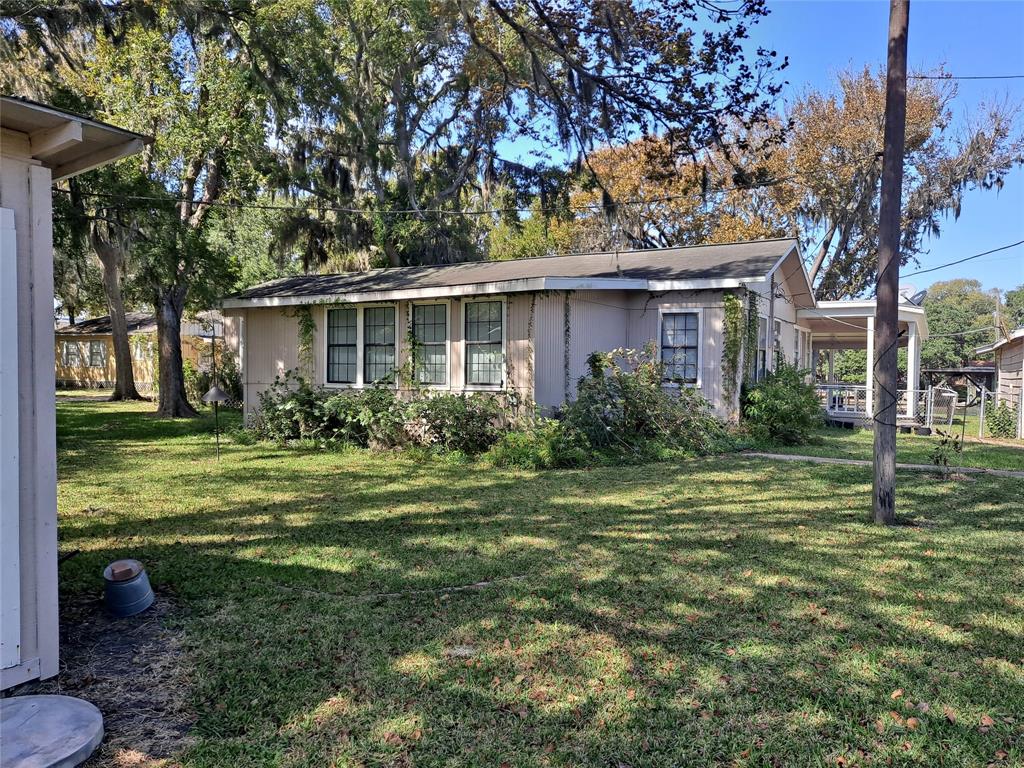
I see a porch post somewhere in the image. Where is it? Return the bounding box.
[865,315,875,421]
[906,321,919,419]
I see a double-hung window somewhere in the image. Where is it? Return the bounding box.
[465,301,503,387]
[62,341,80,367]
[412,304,448,385]
[756,317,769,380]
[363,306,396,384]
[660,312,700,384]
[326,307,357,384]
[773,319,783,366]
[88,340,106,368]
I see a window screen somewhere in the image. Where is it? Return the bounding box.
[327,307,357,384]
[88,340,106,368]
[63,342,80,367]
[363,306,396,384]
[465,301,503,386]
[661,312,699,384]
[412,304,447,385]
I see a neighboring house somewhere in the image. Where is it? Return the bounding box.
[977,328,1024,436]
[221,238,928,424]
[53,310,224,390]
[1,97,146,690]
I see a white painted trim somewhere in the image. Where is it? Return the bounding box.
[323,304,360,388]
[29,120,82,159]
[461,296,508,391]
[51,138,146,181]
[0,208,21,671]
[976,328,1024,355]
[222,275,771,309]
[409,300,452,389]
[656,306,704,389]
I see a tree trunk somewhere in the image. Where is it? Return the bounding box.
[90,226,144,401]
[872,0,910,526]
[154,285,199,418]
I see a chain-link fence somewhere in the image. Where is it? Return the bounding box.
[976,387,1024,440]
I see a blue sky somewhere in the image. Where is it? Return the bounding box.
[501,0,1023,296]
[751,0,1024,295]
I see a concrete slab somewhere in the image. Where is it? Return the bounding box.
[0,695,103,768]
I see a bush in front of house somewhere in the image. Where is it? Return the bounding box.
[250,373,505,453]
[484,418,591,469]
[407,393,504,454]
[742,363,822,445]
[184,350,242,408]
[988,401,1019,439]
[250,348,733,465]
[561,345,731,458]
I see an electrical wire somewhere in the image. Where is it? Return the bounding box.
[901,240,1024,277]
[909,74,1024,81]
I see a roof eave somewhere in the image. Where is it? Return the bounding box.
[221,274,769,309]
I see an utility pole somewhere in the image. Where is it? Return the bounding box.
[873,0,910,525]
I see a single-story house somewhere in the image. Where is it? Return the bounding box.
[221,238,928,425]
[54,310,224,390]
[1,96,147,690]
[977,327,1024,437]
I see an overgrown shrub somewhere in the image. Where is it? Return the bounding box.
[742,364,822,445]
[485,418,590,469]
[250,373,504,452]
[407,394,503,454]
[930,429,963,479]
[562,345,730,457]
[988,401,1019,439]
[184,348,242,407]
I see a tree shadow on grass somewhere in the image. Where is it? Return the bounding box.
[54,404,1024,767]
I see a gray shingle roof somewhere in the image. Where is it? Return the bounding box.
[226,238,798,303]
[56,312,156,336]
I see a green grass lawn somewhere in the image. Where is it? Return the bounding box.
[759,427,1024,472]
[56,401,1024,767]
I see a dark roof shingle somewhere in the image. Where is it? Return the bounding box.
[226,238,798,302]
[56,311,156,336]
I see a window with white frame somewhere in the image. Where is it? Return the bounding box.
[363,306,396,384]
[797,328,812,370]
[773,319,782,365]
[412,304,448,385]
[326,307,357,384]
[756,317,768,380]
[62,341,80,367]
[465,301,503,386]
[660,312,700,384]
[88,340,106,368]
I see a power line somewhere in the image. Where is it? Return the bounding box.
[53,149,885,218]
[909,74,1024,81]
[54,172,801,218]
[902,240,1024,277]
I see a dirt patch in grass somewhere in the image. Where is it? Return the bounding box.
[32,589,195,766]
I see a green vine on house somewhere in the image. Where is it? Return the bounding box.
[744,290,760,383]
[721,289,763,406]
[293,306,316,378]
[721,292,745,403]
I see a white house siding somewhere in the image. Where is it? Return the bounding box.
[531,290,632,408]
[0,133,59,687]
[623,290,728,418]
[746,262,811,369]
